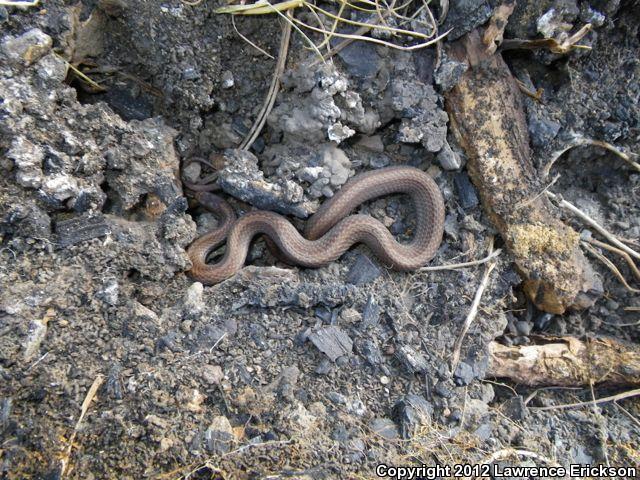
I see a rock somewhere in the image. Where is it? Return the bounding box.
[434,382,453,398]
[435,56,468,92]
[1,29,53,65]
[437,141,463,170]
[392,394,433,438]
[221,70,234,89]
[442,0,493,41]
[384,79,448,152]
[308,325,353,362]
[346,254,382,285]
[395,345,429,374]
[269,64,378,142]
[514,320,532,336]
[454,361,474,386]
[8,136,44,188]
[528,110,561,148]
[327,122,356,143]
[182,161,201,183]
[205,416,234,454]
[473,423,492,441]
[105,117,182,211]
[362,294,380,326]
[340,307,361,324]
[97,278,119,306]
[503,395,528,421]
[315,358,332,375]
[453,172,479,209]
[355,338,383,366]
[219,149,313,218]
[55,214,111,248]
[1,202,51,240]
[336,40,382,80]
[327,391,347,404]
[132,302,159,323]
[355,135,385,153]
[320,145,352,187]
[182,282,205,317]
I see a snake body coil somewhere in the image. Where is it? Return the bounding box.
[187,166,445,285]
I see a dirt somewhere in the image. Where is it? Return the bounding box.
[1,0,639,478]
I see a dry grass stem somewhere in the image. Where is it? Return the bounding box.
[543,135,640,179]
[533,388,640,411]
[419,248,502,272]
[586,237,640,281]
[60,375,105,477]
[546,191,640,261]
[582,242,640,293]
[240,15,292,150]
[450,238,497,373]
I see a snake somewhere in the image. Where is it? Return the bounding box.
[187,166,445,285]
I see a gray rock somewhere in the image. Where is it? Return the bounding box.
[528,110,561,148]
[514,320,533,336]
[355,338,383,366]
[454,172,479,209]
[454,361,474,386]
[218,149,314,218]
[8,136,44,188]
[1,28,52,65]
[221,70,234,89]
[205,416,234,454]
[435,56,468,92]
[355,135,385,153]
[2,202,51,240]
[503,395,528,421]
[316,358,332,375]
[442,0,493,41]
[182,282,205,318]
[384,79,448,152]
[55,214,111,248]
[395,345,429,374]
[369,418,399,440]
[392,394,433,438]
[437,141,463,170]
[308,325,353,362]
[327,122,355,143]
[434,382,453,398]
[336,40,382,80]
[346,254,382,285]
[320,145,352,187]
[362,295,380,326]
[97,278,119,306]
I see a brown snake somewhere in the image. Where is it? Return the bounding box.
[187,166,445,285]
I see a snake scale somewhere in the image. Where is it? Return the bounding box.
[187,166,445,285]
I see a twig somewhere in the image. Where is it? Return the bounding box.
[419,248,502,272]
[614,402,640,430]
[533,388,640,411]
[542,135,640,179]
[60,375,105,477]
[239,13,292,151]
[546,191,640,261]
[450,239,497,373]
[232,16,275,59]
[585,237,640,281]
[582,242,640,293]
